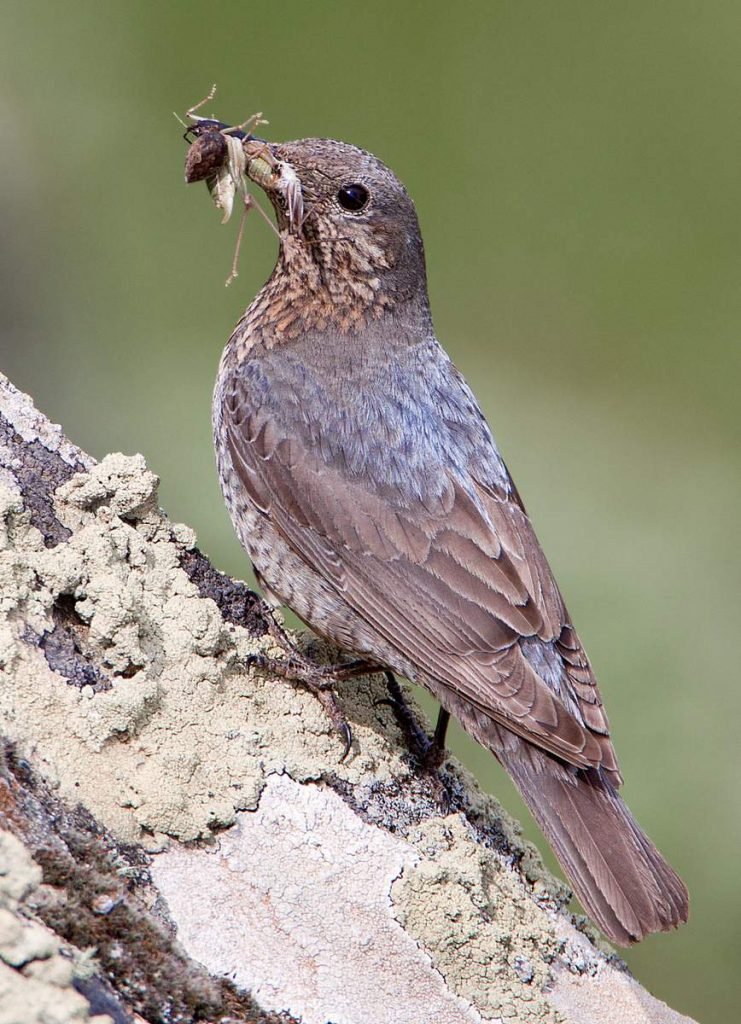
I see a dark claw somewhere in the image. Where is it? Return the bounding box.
[373,696,398,710]
[337,722,353,763]
[435,782,451,816]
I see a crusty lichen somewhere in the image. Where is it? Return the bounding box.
[392,814,563,1022]
[0,454,412,844]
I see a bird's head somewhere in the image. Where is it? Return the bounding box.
[248,137,428,308]
[185,118,431,332]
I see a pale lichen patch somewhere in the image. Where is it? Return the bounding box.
[0,375,91,472]
[391,815,564,1022]
[54,451,159,526]
[0,454,408,843]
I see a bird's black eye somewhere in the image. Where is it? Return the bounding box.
[337,183,370,212]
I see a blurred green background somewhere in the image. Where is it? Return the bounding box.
[2,2,739,1020]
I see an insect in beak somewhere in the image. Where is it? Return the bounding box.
[180,86,304,285]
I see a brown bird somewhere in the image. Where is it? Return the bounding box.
[189,122,689,945]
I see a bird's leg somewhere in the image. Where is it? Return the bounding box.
[378,672,430,757]
[379,673,450,770]
[433,708,451,758]
[247,649,379,685]
[245,609,381,761]
[259,608,381,682]
[377,673,451,809]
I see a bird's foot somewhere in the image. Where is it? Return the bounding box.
[262,609,380,681]
[245,617,380,762]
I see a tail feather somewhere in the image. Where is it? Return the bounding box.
[498,744,689,945]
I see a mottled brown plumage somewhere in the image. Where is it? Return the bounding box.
[200,130,689,945]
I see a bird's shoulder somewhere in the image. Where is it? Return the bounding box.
[222,324,512,508]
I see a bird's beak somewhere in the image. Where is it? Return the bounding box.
[243,139,304,232]
[184,120,304,233]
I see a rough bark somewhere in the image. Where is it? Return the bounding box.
[0,371,694,1024]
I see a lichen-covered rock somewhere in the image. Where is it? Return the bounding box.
[0,451,416,842]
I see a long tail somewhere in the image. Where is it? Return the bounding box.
[497,743,689,945]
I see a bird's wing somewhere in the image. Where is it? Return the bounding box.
[225,374,618,776]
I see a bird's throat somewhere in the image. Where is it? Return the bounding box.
[231,230,430,353]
